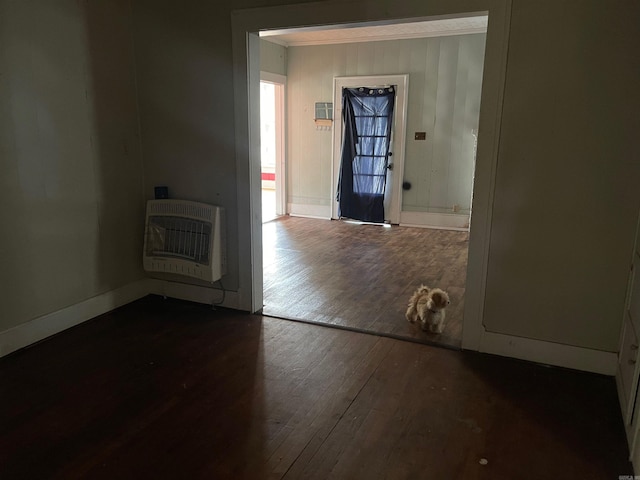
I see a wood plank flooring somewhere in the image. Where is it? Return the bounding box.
[0,296,632,479]
[263,216,468,349]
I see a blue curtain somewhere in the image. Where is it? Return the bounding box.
[337,86,395,223]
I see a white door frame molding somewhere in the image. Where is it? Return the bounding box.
[260,71,287,216]
[232,0,512,348]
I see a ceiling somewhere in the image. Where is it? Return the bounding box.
[260,15,488,47]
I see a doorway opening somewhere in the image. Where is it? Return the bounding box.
[233,3,510,352]
[260,73,286,224]
[259,21,486,350]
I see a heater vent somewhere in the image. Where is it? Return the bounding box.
[143,199,226,282]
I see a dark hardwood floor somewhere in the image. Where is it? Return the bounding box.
[0,296,632,479]
[263,216,468,349]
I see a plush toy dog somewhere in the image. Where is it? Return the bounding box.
[405,285,450,333]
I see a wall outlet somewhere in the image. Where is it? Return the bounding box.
[452,204,460,213]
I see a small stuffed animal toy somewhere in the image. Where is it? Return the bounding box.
[405,285,450,333]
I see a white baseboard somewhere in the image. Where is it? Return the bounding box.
[0,277,245,359]
[288,203,332,219]
[148,279,243,311]
[1,275,617,378]
[400,211,470,231]
[0,279,151,358]
[479,330,617,375]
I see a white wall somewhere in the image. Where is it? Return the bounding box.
[403,35,485,217]
[285,35,486,221]
[0,0,145,337]
[260,39,287,76]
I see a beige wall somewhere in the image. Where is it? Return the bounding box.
[260,39,287,76]
[482,0,640,350]
[132,1,241,289]
[285,34,486,215]
[0,0,144,333]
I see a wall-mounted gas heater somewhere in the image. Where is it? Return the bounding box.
[143,199,226,283]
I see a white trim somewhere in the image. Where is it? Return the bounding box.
[281,27,487,47]
[478,331,618,376]
[261,36,288,47]
[260,71,286,85]
[400,211,470,230]
[260,13,490,38]
[332,74,409,225]
[1,278,614,377]
[275,82,286,216]
[0,277,247,358]
[0,279,150,358]
[260,72,287,217]
[288,203,332,219]
[259,15,489,47]
[460,1,512,352]
[148,279,242,311]
[232,28,262,312]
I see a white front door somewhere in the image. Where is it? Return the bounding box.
[332,75,409,224]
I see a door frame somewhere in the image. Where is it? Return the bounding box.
[260,72,287,217]
[332,75,409,224]
[231,0,512,351]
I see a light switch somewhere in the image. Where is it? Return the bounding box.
[415,132,426,140]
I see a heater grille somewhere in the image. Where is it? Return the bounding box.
[145,216,212,264]
[143,200,225,282]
